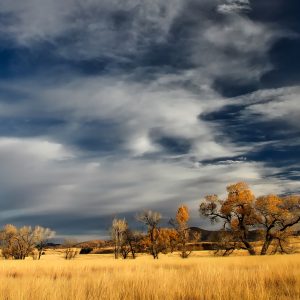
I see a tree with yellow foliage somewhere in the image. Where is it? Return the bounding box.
[170,205,198,258]
[200,182,300,256]
[255,194,300,255]
[137,210,161,259]
[200,182,256,255]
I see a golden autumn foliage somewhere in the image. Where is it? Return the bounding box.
[200,182,300,256]
[176,205,190,223]
[169,204,199,258]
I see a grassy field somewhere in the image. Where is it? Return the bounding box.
[0,251,300,300]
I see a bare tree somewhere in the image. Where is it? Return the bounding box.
[35,226,56,259]
[137,210,161,259]
[111,218,128,259]
[18,226,39,259]
[120,229,143,259]
[0,224,18,259]
[63,239,79,260]
[0,225,38,259]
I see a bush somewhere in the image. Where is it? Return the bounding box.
[80,247,93,254]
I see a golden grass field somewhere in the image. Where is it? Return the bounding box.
[1,249,300,300]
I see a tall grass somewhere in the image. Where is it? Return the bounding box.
[0,253,299,300]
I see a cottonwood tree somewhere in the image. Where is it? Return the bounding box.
[170,205,193,258]
[137,210,161,259]
[200,182,256,255]
[255,194,300,255]
[158,228,179,254]
[200,182,300,256]
[0,225,55,260]
[138,228,178,255]
[111,218,128,259]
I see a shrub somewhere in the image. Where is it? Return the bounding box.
[80,247,93,254]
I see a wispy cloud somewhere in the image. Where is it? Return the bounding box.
[217,0,251,14]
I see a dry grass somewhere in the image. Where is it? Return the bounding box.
[0,252,300,300]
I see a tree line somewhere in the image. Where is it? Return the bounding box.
[111,205,200,259]
[111,182,300,259]
[0,225,55,260]
[1,182,300,260]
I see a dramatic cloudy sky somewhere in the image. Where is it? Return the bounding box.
[0,0,299,239]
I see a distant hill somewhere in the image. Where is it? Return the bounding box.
[76,240,108,248]
[189,227,225,242]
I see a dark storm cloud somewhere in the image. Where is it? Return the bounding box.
[248,0,300,89]
[0,0,299,238]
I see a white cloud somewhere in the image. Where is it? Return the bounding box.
[189,15,282,84]
[241,86,300,130]
[217,0,251,14]
[0,135,287,222]
[0,75,237,161]
[0,0,281,72]
[0,0,184,59]
[0,137,72,160]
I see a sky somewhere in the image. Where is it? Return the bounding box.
[0,0,299,240]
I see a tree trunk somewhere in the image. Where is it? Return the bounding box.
[260,236,273,255]
[129,242,136,259]
[242,240,256,255]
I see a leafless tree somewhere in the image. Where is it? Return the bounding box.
[0,225,39,259]
[34,226,56,259]
[137,210,161,259]
[63,239,79,260]
[120,229,143,259]
[0,224,18,259]
[111,218,128,259]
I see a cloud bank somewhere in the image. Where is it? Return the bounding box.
[0,0,299,239]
